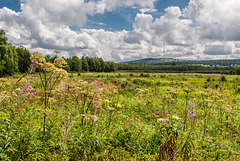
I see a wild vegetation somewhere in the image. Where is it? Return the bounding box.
[1,29,240,160]
[1,53,240,160]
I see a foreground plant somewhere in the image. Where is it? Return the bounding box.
[31,52,68,139]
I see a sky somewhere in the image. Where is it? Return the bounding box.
[0,0,240,62]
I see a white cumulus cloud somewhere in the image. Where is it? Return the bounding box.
[0,0,240,61]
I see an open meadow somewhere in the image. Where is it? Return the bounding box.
[0,72,240,160]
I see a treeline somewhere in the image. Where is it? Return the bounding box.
[65,56,117,73]
[44,55,117,73]
[0,30,117,77]
[117,63,240,75]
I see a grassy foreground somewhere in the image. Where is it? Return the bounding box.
[0,72,240,160]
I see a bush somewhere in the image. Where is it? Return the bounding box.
[220,75,227,82]
[206,77,211,82]
[140,73,150,77]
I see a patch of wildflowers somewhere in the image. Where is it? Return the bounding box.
[32,59,38,64]
[22,84,30,93]
[30,89,38,94]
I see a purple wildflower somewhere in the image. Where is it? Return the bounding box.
[93,81,99,85]
[161,119,167,123]
[22,84,30,93]
[30,89,38,93]
[31,59,38,64]
[158,118,167,123]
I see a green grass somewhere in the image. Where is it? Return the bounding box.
[0,72,240,160]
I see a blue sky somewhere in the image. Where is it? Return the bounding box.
[87,0,190,31]
[0,0,240,61]
[0,0,21,12]
[1,0,190,31]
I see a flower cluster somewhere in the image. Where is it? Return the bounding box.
[21,84,38,94]
[30,88,38,94]
[32,59,38,64]
[21,84,30,93]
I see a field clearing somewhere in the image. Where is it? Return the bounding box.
[0,72,240,160]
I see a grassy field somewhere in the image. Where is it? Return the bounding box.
[0,72,240,160]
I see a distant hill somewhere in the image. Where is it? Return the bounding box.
[120,58,240,66]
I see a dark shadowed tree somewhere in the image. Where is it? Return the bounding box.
[88,57,96,72]
[98,58,106,72]
[68,56,82,72]
[81,56,89,72]
[0,30,18,76]
[16,46,31,73]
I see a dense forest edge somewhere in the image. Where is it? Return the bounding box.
[2,29,240,77]
[0,30,117,77]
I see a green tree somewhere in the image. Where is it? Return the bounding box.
[81,56,89,72]
[0,30,19,76]
[88,57,96,72]
[94,58,101,72]
[68,56,82,72]
[98,58,106,72]
[104,62,111,72]
[16,46,31,73]
[109,61,117,72]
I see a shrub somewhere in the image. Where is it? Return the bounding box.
[206,77,211,82]
[140,73,150,77]
[220,75,227,82]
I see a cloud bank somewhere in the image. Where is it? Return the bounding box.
[0,0,240,61]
